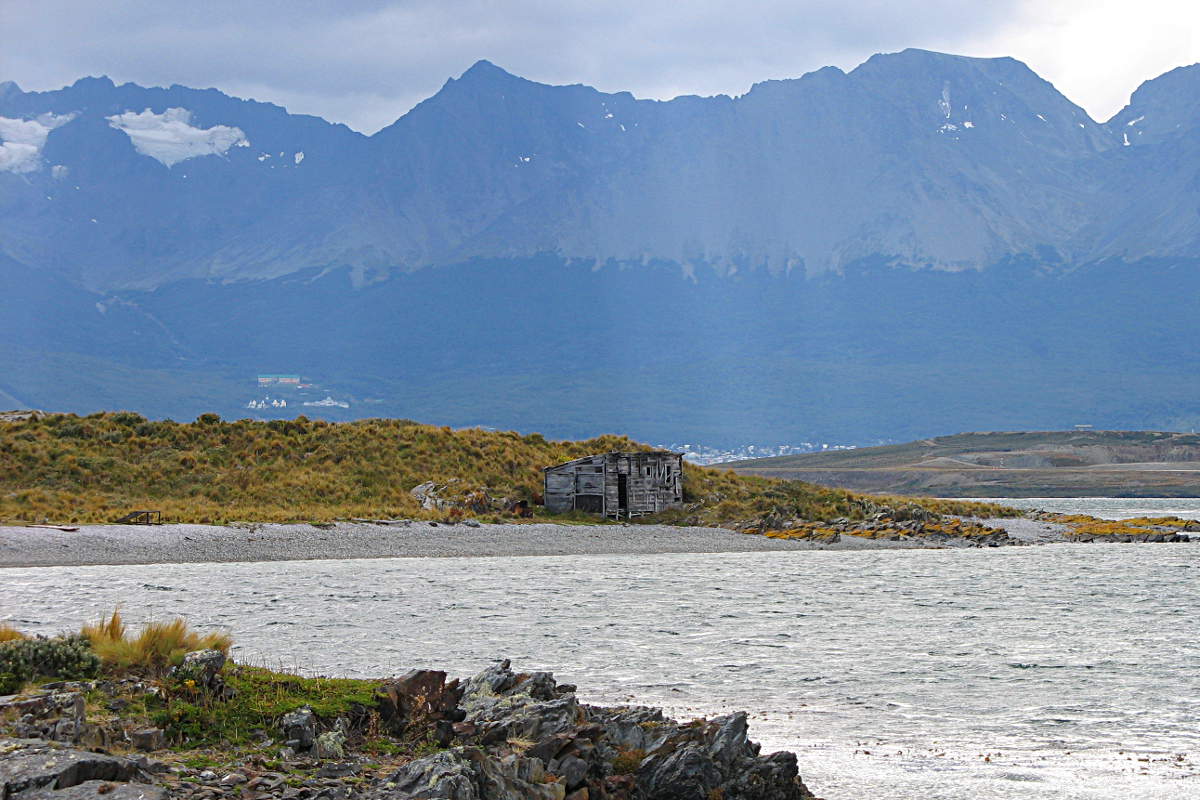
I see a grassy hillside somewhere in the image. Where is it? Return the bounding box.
[729,430,1200,497]
[0,412,1013,525]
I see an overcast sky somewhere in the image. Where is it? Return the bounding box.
[4,0,1197,133]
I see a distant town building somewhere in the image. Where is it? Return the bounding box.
[544,451,683,518]
[257,374,301,386]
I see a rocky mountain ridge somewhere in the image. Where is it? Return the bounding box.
[3,51,1200,442]
[3,50,1198,290]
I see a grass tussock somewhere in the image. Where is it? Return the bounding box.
[0,411,1019,526]
[82,610,232,674]
[1,614,387,754]
[0,624,28,643]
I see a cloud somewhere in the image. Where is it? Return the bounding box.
[0,112,76,173]
[956,0,1200,120]
[106,108,249,166]
[3,1,1196,133]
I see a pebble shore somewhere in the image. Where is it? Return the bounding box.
[0,516,1121,569]
[0,521,831,568]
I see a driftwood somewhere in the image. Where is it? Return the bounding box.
[113,510,162,525]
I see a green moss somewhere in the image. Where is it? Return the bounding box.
[152,665,379,748]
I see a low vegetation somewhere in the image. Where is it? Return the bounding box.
[1044,513,1198,540]
[0,634,100,694]
[0,614,415,761]
[81,611,232,676]
[756,517,1005,542]
[0,624,27,643]
[0,412,1019,526]
[148,665,381,749]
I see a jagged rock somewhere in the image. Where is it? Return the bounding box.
[280,707,317,752]
[639,744,723,799]
[0,738,138,797]
[709,713,755,766]
[374,746,564,800]
[586,705,667,752]
[14,780,165,800]
[460,663,582,746]
[636,713,812,800]
[314,719,348,760]
[555,754,588,790]
[176,651,225,690]
[451,662,813,800]
[129,729,164,753]
[0,411,44,423]
[0,694,83,722]
[377,670,463,736]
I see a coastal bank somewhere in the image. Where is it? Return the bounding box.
[1,515,1193,569]
[0,643,817,800]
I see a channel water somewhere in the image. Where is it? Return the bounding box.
[3,499,1198,799]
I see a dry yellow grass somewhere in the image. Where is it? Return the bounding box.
[0,412,1019,526]
[82,610,232,674]
[0,624,27,643]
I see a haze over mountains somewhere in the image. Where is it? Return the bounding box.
[2,49,1199,444]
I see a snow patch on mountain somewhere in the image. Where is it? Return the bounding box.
[106,108,249,166]
[0,113,76,173]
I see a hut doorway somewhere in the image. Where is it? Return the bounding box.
[574,494,603,513]
[617,474,629,514]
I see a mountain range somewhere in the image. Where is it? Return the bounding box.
[2,49,1199,445]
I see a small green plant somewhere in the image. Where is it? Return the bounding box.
[150,664,378,747]
[0,668,22,695]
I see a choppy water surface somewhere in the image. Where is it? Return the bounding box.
[978,496,1200,520]
[4,546,1198,800]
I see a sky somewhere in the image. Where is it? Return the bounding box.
[4,0,1198,134]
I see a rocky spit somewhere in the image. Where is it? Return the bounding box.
[0,656,817,800]
[4,511,1195,569]
[0,522,826,568]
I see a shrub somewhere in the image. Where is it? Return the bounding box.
[0,669,21,695]
[0,634,101,688]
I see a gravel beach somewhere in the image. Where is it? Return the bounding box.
[0,520,824,568]
[0,517,1078,568]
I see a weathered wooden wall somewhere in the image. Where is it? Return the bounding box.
[544,452,683,517]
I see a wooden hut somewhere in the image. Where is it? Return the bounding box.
[543,451,684,518]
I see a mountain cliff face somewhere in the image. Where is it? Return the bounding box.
[4,49,1197,289]
[1,51,1199,443]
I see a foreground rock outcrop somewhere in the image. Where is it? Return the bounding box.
[1,659,816,800]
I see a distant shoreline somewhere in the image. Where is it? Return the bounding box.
[0,519,1064,568]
